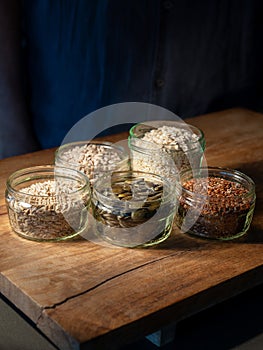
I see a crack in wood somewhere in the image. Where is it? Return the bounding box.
[36,250,190,323]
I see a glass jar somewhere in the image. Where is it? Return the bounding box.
[5,165,91,242]
[129,120,205,181]
[91,170,178,248]
[55,141,130,187]
[175,167,256,240]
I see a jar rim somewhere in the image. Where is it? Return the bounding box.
[129,120,205,145]
[6,165,91,198]
[179,166,256,200]
[55,140,129,167]
[92,170,175,205]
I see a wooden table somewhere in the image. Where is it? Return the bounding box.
[0,108,263,350]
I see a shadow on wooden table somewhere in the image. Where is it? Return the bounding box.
[234,160,263,244]
[240,225,263,244]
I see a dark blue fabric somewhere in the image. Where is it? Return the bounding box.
[22,0,263,149]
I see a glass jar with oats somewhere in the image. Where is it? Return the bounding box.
[129,120,205,183]
[175,167,256,240]
[5,165,91,241]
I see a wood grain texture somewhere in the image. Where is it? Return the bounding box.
[0,108,263,350]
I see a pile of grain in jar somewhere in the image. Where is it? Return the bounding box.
[176,176,255,240]
[129,124,204,181]
[92,179,164,229]
[56,142,129,186]
[7,180,90,241]
[141,125,200,152]
[129,138,178,183]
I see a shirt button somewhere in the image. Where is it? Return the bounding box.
[163,0,174,10]
[155,79,165,88]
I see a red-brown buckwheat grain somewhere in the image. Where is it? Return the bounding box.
[177,177,254,239]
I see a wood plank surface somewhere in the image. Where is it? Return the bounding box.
[0,108,263,350]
